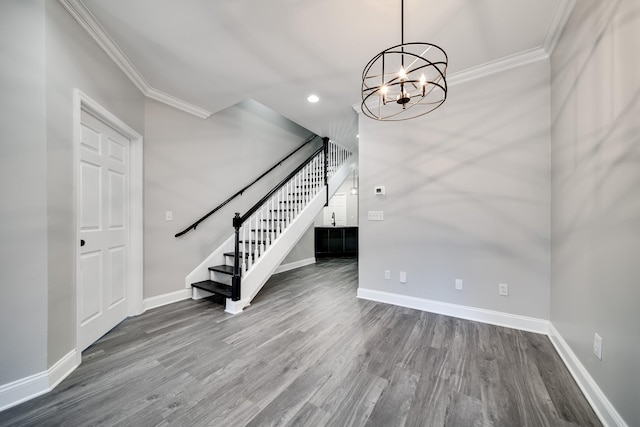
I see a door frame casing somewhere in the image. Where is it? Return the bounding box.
[73,89,143,362]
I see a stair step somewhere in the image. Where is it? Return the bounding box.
[208,265,236,275]
[191,280,232,298]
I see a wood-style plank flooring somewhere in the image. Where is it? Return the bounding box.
[0,258,601,426]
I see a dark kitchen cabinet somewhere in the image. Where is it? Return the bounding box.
[315,226,358,257]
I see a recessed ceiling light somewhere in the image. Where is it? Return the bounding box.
[307,95,319,103]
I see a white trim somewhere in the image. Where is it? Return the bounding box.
[58,0,211,119]
[543,0,577,56]
[0,350,78,412]
[548,324,629,427]
[225,298,251,315]
[356,288,549,334]
[143,289,191,312]
[145,88,211,119]
[0,372,48,412]
[74,90,144,355]
[273,257,316,274]
[48,350,78,391]
[448,47,549,87]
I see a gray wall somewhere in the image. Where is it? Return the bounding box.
[358,60,551,319]
[44,1,146,367]
[550,1,640,424]
[0,0,48,385]
[280,226,314,266]
[144,98,317,298]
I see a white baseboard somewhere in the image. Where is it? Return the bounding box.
[0,371,48,412]
[48,350,78,391]
[548,324,629,427]
[0,349,78,413]
[274,257,316,274]
[143,289,191,311]
[357,288,550,334]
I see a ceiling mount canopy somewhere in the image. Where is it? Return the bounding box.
[361,0,448,121]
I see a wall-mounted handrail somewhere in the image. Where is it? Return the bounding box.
[175,134,319,237]
[233,143,326,228]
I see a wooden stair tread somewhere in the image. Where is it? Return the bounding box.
[208,265,235,275]
[191,280,232,298]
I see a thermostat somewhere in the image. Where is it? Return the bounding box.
[374,186,385,195]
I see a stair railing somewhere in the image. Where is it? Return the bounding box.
[175,134,320,238]
[230,138,352,300]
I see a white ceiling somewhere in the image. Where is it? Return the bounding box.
[78,0,570,148]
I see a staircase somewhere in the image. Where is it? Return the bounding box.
[187,139,353,314]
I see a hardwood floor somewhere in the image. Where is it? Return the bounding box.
[0,258,601,426]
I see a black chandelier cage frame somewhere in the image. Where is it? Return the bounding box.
[361,42,448,121]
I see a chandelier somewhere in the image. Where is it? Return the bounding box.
[361,0,448,121]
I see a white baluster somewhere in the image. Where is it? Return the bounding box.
[263,205,267,254]
[303,164,308,205]
[275,189,280,239]
[280,186,284,234]
[292,175,296,219]
[247,216,252,270]
[270,197,274,248]
[241,224,246,274]
[315,156,319,194]
[297,172,302,215]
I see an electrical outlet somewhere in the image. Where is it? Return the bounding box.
[165,211,173,221]
[499,283,509,296]
[455,279,463,290]
[399,271,407,283]
[384,270,391,280]
[593,333,602,360]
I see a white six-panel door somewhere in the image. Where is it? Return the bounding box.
[78,110,130,351]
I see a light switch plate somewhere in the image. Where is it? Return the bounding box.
[165,211,173,221]
[367,211,384,221]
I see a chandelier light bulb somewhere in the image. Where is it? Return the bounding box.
[420,73,427,96]
[399,67,407,81]
[380,85,388,105]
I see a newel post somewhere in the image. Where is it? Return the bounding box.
[232,213,242,301]
[322,137,329,206]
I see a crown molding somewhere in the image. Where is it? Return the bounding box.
[145,88,212,119]
[57,0,212,119]
[447,47,548,87]
[543,0,577,56]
